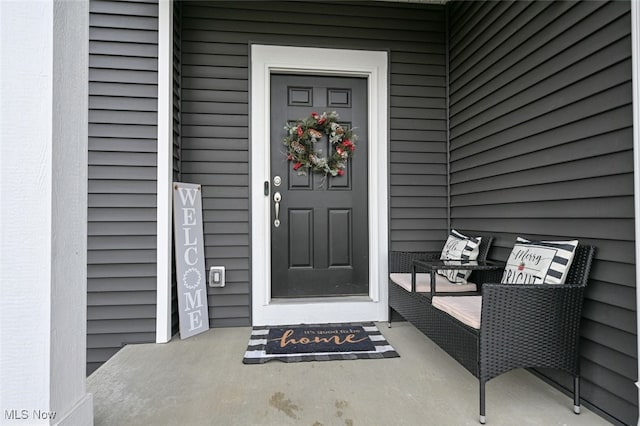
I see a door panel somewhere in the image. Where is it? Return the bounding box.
[288,209,313,268]
[328,209,352,267]
[270,75,369,298]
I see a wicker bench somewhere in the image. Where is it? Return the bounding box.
[388,243,595,424]
[388,236,494,334]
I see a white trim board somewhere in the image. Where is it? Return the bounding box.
[250,44,389,325]
[156,0,173,343]
[630,0,640,414]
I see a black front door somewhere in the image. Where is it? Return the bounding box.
[270,74,369,298]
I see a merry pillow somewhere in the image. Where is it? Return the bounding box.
[501,238,578,285]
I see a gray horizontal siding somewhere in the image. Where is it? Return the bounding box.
[179,1,448,326]
[88,0,158,375]
[171,0,182,335]
[448,1,636,424]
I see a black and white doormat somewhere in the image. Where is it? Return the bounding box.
[242,323,399,364]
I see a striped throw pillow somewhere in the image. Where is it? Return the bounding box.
[501,238,578,285]
[438,230,482,284]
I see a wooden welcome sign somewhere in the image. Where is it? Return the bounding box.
[173,182,209,339]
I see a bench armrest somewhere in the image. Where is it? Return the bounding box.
[479,283,586,382]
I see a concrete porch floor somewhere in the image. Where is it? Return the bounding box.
[88,322,609,426]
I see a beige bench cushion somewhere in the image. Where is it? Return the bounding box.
[432,296,482,330]
[389,273,477,293]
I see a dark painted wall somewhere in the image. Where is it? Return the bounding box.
[87,0,159,375]
[172,0,182,337]
[179,1,450,327]
[87,3,638,423]
[448,1,637,424]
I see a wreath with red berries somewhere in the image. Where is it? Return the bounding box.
[283,111,357,177]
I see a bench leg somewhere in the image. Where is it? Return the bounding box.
[388,305,392,328]
[573,376,581,414]
[479,380,486,424]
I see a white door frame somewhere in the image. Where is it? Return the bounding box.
[250,44,389,325]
